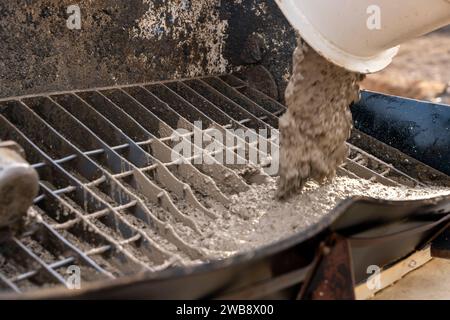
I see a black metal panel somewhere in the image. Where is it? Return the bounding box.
[352,91,450,175]
[0,0,295,101]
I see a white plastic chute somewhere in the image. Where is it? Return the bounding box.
[275,0,450,73]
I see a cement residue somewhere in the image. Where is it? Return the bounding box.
[277,41,363,198]
[132,0,228,76]
[190,176,450,258]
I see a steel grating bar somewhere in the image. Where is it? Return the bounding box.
[0,116,153,274]
[84,175,107,188]
[53,93,212,234]
[183,79,272,133]
[181,80,279,164]
[131,85,268,167]
[144,83,266,167]
[0,272,21,293]
[347,145,424,187]
[11,257,75,283]
[219,74,286,115]
[39,182,154,272]
[40,220,115,279]
[143,84,216,130]
[43,94,210,259]
[165,81,246,131]
[33,185,76,205]
[214,75,423,187]
[343,159,400,186]
[30,140,154,173]
[12,237,69,287]
[159,82,274,164]
[0,109,174,272]
[177,79,278,166]
[78,90,231,205]
[197,78,278,129]
[122,86,190,130]
[145,81,272,163]
[53,200,138,230]
[203,77,279,128]
[0,80,277,294]
[48,94,150,170]
[72,90,235,220]
[10,243,116,283]
[108,87,251,193]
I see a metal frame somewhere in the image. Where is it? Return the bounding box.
[0,76,449,299]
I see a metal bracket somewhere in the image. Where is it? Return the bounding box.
[431,227,450,259]
[298,234,355,300]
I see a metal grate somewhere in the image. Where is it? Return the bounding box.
[0,74,426,294]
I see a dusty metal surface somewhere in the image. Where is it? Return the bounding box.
[0,0,295,101]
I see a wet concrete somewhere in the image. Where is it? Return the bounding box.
[277,40,363,198]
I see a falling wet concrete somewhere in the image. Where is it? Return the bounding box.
[277,39,363,199]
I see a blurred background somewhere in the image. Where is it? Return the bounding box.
[362,26,450,104]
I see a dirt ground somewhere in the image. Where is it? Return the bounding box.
[374,258,450,300]
[362,27,450,104]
